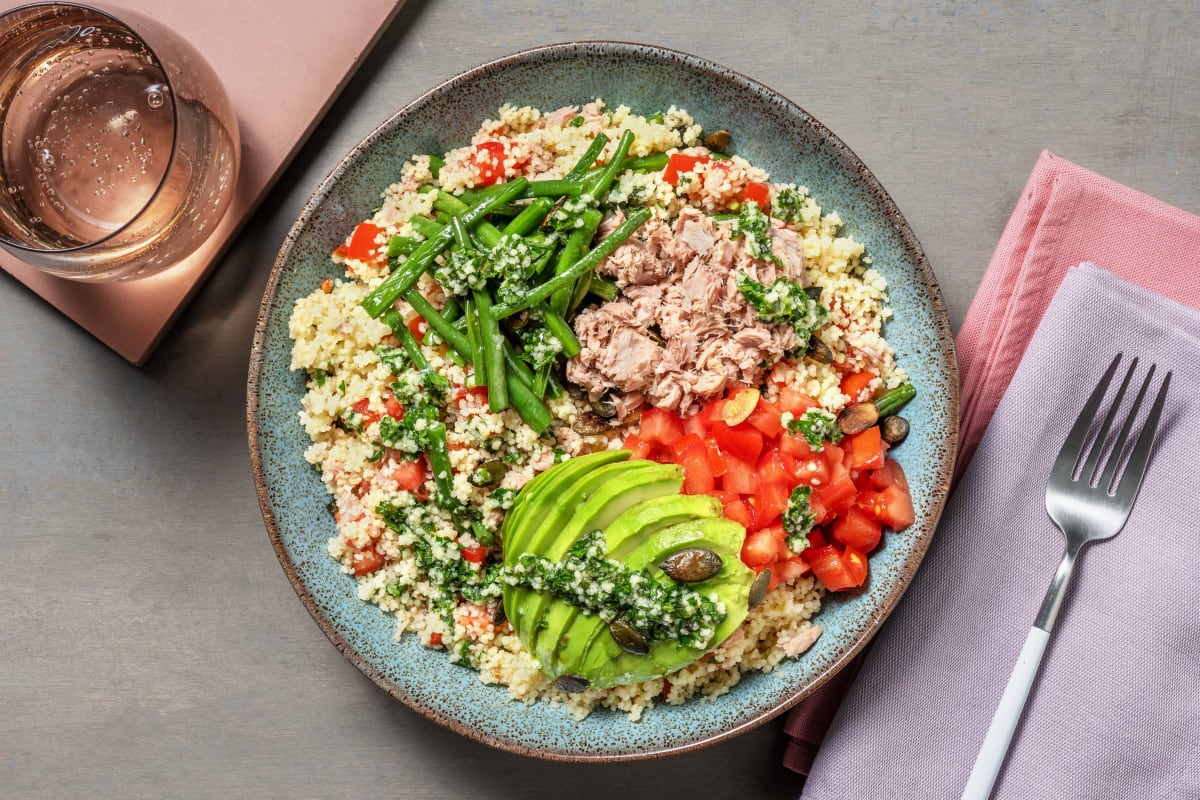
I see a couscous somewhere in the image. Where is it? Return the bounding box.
[288,101,914,720]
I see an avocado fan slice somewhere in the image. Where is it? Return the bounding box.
[536,493,723,673]
[506,461,683,660]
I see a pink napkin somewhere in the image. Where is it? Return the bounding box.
[782,150,1200,775]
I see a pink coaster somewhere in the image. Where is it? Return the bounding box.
[0,0,404,364]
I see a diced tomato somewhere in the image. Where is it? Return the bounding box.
[710,419,763,462]
[723,497,754,530]
[676,437,716,494]
[844,547,869,586]
[455,385,489,404]
[746,397,784,437]
[683,413,707,438]
[806,545,861,591]
[805,530,828,551]
[858,485,915,531]
[840,371,877,404]
[870,458,911,492]
[639,407,686,448]
[780,431,815,459]
[385,397,404,420]
[754,482,791,527]
[468,141,508,186]
[394,459,426,493]
[790,453,829,487]
[823,444,849,481]
[622,434,654,460]
[816,474,858,517]
[720,452,758,495]
[846,426,886,471]
[711,490,738,505]
[407,314,427,342]
[670,433,706,462]
[429,632,443,647]
[704,439,727,477]
[342,222,384,263]
[741,526,783,570]
[767,555,811,590]
[756,446,790,485]
[350,398,381,428]
[461,545,488,564]
[831,506,883,552]
[351,548,385,576]
[698,398,726,429]
[662,153,710,186]
[743,181,770,208]
[809,492,829,525]
[777,387,820,416]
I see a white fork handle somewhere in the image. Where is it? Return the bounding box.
[961,626,1050,800]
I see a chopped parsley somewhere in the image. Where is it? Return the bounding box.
[736,272,828,343]
[313,369,327,388]
[772,184,808,224]
[787,407,842,451]
[503,530,726,649]
[519,325,564,370]
[783,486,816,553]
[335,407,363,434]
[378,404,439,455]
[731,200,781,265]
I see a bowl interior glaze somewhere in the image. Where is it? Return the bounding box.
[248,41,958,761]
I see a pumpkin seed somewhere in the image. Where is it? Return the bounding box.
[748,569,771,610]
[555,674,590,693]
[703,129,732,151]
[573,411,613,435]
[659,548,723,583]
[608,619,650,655]
[468,460,506,488]
[590,395,618,419]
[490,600,507,627]
[880,415,910,445]
[837,402,879,436]
[721,387,760,426]
[806,336,833,364]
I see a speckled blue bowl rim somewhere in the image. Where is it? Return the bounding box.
[248,41,959,762]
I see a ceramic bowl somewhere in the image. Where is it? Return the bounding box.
[248,41,958,760]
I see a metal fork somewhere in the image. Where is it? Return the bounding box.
[962,354,1172,800]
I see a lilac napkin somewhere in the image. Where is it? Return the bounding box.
[801,264,1200,799]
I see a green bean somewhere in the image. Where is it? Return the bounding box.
[428,154,445,180]
[503,198,552,236]
[523,179,584,198]
[544,368,564,400]
[474,291,508,411]
[463,299,486,388]
[423,297,461,346]
[534,363,551,398]
[434,190,504,248]
[426,421,455,506]
[362,178,528,317]
[493,206,651,320]
[619,152,669,172]
[588,274,618,302]
[501,340,536,390]
[567,269,593,317]
[382,310,430,371]
[874,383,915,417]
[564,134,609,181]
[405,290,472,360]
[410,215,444,239]
[549,208,602,316]
[387,235,420,258]
[449,216,472,251]
[540,304,581,358]
[583,129,634,199]
[507,378,552,433]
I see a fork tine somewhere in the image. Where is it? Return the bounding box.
[1082,357,1138,484]
[1111,370,1171,501]
[1098,364,1154,491]
[1048,353,1122,486]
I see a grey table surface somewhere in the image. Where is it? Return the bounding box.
[3,2,1198,797]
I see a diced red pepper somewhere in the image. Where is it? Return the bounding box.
[461,545,489,564]
[407,314,427,342]
[743,180,770,208]
[846,426,886,471]
[840,371,877,404]
[342,222,384,264]
[468,141,508,186]
[662,153,710,186]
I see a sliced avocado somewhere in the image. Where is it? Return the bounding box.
[505,460,679,646]
[513,462,683,658]
[501,449,629,566]
[571,517,754,687]
[535,494,723,670]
